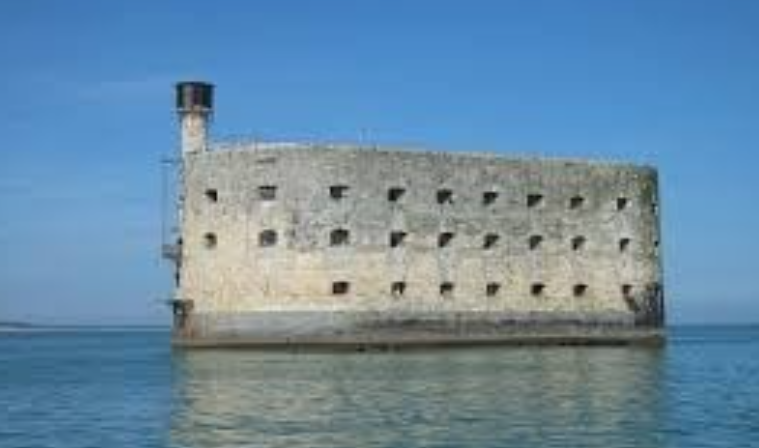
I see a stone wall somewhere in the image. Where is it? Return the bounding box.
[175,144,663,342]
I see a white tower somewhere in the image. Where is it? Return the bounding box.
[176,82,214,155]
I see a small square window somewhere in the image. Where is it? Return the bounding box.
[527,193,544,208]
[619,238,631,252]
[203,233,217,249]
[621,284,633,298]
[486,283,501,297]
[617,197,629,210]
[332,281,350,295]
[390,231,407,248]
[531,283,545,297]
[570,196,584,209]
[573,284,588,297]
[330,185,349,200]
[483,191,498,206]
[259,229,277,247]
[437,189,454,205]
[388,187,406,202]
[204,189,218,203]
[529,235,543,250]
[330,229,350,246]
[440,282,454,298]
[391,282,406,297]
[483,233,499,249]
[259,185,277,201]
[571,236,586,251]
[438,232,454,248]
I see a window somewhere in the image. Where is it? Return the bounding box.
[332,281,350,295]
[204,189,218,203]
[617,197,629,211]
[440,282,454,298]
[531,283,545,297]
[330,185,349,200]
[390,231,407,248]
[569,196,584,209]
[486,283,501,297]
[619,238,631,253]
[259,229,277,247]
[437,189,454,205]
[258,185,277,201]
[483,191,498,206]
[527,193,544,208]
[483,233,499,249]
[438,232,454,248]
[573,284,588,297]
[621,284,633,299]
[652,202,659,215]
[571,236,586,251]
[203,232,217,249]
[330,229,350,246]
[529,235,543,250]
[391,282,406,297]
[388,187,406,202]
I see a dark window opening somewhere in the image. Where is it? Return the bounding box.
[391,282,406,297]
[388,187,406,202]
[330,229,350,246]
[531,283,545,297]
[619,238,631,252]
[571,236,586,251]
[203,233,217,249]
[621,284,633,298]
[437,189,454,205]
[440,282,454,297]
[486,283,501,297]
[204,189,218,203]
[330,185,349,200]
[529,235,543,250]
[617,197,629,210]
[570,196,584,209]
[259,229,277,247]
[390,231,407,248]
[258,185,277,201]
[527,193,544,208]
[438,232,454,248]
[483,233,499,249]
[652,202,659,215]
[332,281,350,295]
[573,284,588,297]
[483,191,499,206]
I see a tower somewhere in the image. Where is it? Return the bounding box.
[175,82,214,155]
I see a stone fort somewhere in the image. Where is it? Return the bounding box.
[166,82,665,347]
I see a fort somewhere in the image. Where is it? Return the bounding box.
[166,82,665,348]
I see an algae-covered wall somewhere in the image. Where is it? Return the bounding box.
[175,144,663,339]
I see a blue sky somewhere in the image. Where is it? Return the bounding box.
[1,0,757,325]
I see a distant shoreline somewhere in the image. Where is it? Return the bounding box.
[0,322,169,333]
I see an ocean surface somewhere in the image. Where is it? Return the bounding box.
[1,326,758,448]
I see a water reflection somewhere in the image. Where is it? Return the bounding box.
[170,347,666,448]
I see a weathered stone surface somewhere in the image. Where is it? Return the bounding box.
[171,142,664,346]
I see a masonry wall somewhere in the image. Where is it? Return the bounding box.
[176,145,663,339]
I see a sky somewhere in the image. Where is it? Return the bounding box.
[0,0,758,325]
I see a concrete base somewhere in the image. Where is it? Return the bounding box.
[173,332,665,350]
[172,311,665,350]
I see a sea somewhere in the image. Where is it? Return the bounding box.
[1,326,758,448]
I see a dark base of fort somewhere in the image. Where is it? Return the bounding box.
[172,329,666,350]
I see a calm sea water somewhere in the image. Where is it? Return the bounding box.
[1,326,758,448]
